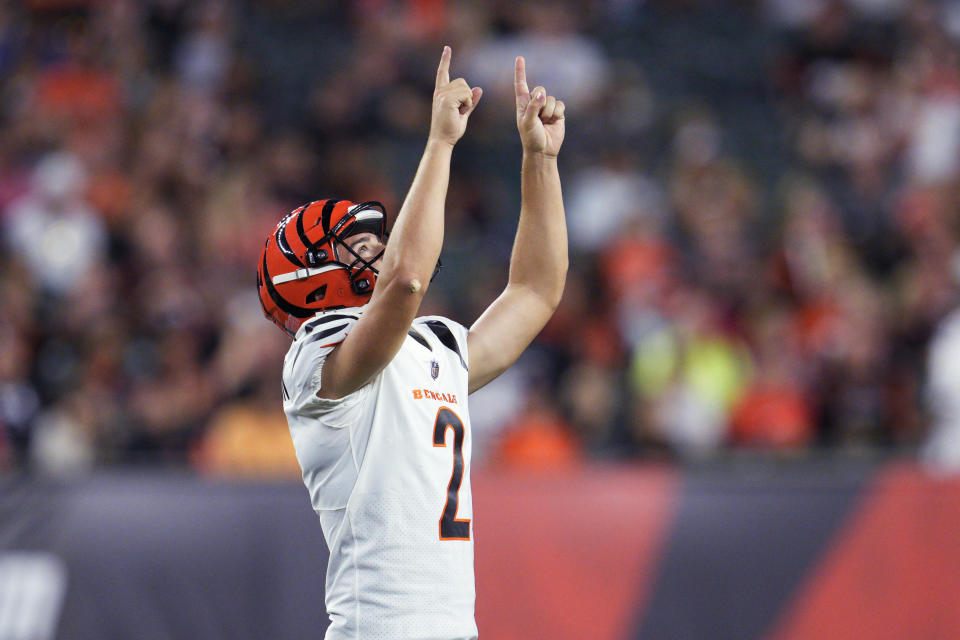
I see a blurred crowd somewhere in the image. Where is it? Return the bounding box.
[2,0,960,476]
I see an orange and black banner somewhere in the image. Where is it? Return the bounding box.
[1,463,958,639]
[475,463,960,640]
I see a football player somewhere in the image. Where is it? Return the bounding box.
[257,47,566,640]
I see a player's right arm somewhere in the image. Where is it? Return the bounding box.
[316,46,482,399]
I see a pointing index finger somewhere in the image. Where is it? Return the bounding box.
[436,45,451,87]
[514,56,529,101]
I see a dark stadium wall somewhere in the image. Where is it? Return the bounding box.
[2,464,960,640]
[0,476,332,640]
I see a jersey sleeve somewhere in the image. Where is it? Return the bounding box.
[282,312,371,428]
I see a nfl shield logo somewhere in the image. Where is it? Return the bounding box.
[430,359,440,380]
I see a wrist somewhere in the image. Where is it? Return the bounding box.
[426,136,457,151]
[522,149,559,165]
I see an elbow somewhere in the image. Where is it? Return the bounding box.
[403,276,425,295]
[542,263,568,311]
[553,262,569,308]
[509,264,568,312]
[544,280,566,312]
[519,276,567,313]
[378,251,437,295]
[380,270,429,299]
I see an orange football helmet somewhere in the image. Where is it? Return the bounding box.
[257,199,386,337]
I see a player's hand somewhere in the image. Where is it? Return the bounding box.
[514,56,565,158]
[429,46,483,147]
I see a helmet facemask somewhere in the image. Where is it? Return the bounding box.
[326,205,387,297]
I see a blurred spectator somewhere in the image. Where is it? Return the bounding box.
[559,361,626,454]
[30,392,97,476]
[463,1,610,113]
[194,381,300,478]
[730,307,814,449]
[4,152,106,295]
[565,152,665,255]
[628,287,752,457]
[491,383,581,470]
[469,362,529,465]
[174,1,231,94]
[1,0,959,475]
[0,321,41,464]
[925,305,960,472]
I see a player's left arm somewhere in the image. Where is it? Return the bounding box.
[467,56,567,393]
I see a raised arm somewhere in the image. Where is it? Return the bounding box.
[318,47,482,399]
[467,56,567,393]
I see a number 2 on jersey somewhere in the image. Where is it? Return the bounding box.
[433,407,470,540]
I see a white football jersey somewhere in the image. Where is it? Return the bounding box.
[282,306,477,640]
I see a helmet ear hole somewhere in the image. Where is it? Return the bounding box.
[306,285,327,303]
[306,248,328,266]
[353,278,371,294]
